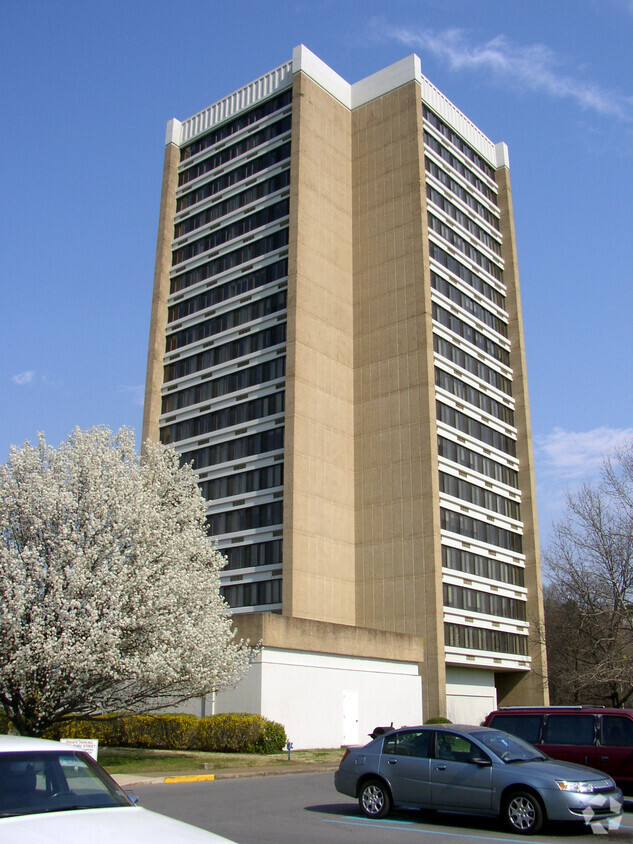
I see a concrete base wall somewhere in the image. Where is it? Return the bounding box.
[180,614,424,748]
[445,666,497,726]
[213,647,423,748]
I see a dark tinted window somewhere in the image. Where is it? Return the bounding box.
[601,715,633,747]
[543,714,595,746]
[489,714,542,745]
[384,730,432,758]
[436,732,486,763]
[0,751,131,816]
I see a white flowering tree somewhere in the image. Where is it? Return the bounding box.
[0,426,254,736]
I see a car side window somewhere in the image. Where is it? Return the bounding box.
[435,732,485,763]
[601,716,633,747]
[489,714,542,744]
[384,730,432,758]
[543,714,595,746]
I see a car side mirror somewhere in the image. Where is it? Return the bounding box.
[126,792,140,804]
[470,757,492,766]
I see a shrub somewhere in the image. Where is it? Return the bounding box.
[424,716,452,725]
[256,718,287,753]
[195,713,285,753]
[43,712,286,753]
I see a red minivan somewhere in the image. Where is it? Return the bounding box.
[484,706,633,793]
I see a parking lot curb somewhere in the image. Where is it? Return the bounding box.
[115,765,337,787]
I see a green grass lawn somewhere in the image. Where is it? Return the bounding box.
[99,746,344,775]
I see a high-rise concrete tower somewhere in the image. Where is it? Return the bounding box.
[143,46,548,742]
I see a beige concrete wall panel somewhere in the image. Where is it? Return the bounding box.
[142,142,180,445]
[495,166,549,705]
[284,71,356,626]
[352,82,446,717]
[234,612,424,665]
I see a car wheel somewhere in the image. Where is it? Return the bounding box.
[503,790,544,834]
[359,778,392,819]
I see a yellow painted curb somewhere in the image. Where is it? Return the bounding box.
[164,774,215,783]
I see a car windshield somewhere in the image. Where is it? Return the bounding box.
[0,751,133,818]
[473,730,546,763]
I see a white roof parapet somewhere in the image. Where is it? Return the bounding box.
[169,45,505,168]
[165,118,182,146]
[291,45,421,110]
[495,141,510,169]
[292,44,351,107]
[351,53,421,108]
[420,76,498,167]
[177,59,294,145]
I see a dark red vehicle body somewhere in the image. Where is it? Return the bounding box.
[484,706,633,793]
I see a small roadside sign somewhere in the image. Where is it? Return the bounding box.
[59,738,99,760]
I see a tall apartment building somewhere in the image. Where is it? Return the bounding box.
[143,46,548,745]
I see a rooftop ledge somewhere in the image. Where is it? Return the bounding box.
[167,44,508,169]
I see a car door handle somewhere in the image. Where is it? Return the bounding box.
[388,759,397,765]
[435,765,447,771]
[601,756,610,761]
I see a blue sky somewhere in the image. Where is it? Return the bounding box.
[2,0,632,543]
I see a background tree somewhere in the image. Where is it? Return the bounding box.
[0,426,254,736]
[543,440,633,707]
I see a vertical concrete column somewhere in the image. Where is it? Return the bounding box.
[352,81,446,719]
[495,163,549,705]
[142,139,180,445]
[283,72,356,624]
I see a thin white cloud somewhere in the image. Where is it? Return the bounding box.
[534,426,633,543]
[534,426,633,480]
[384,26,633,123]
[12,370,34,386]
[40,375,64,389]
[11,371,64,389]
[119,385,145,407]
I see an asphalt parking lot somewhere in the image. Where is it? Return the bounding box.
[132,772,633,843]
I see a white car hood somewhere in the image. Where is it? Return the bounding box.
[0,805,234,843]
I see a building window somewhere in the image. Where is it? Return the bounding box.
[222,539,282,570]
[441,508,523,553]
[445,622,528,655]
[431,272,507,338]
[221,577,282,609]
[208,501,283,536]
[426,157,500,230]
[201,463,283,501]
[179,115,291,185]
[172,200,289,266]
[435,370,514,426]
[442,545,525,586]
[161,391,284,445]
[170,229,289,294]
[181,426,284,471]
[180,89,292,161]
[443,583,526,620]
[168,259,287,323]
[440,472,520,520]
[161,356,286,415]
[436,402,516,457]
[433,303,509,366]
[437,436,518,488]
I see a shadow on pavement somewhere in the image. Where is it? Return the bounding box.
[305,803,615,837]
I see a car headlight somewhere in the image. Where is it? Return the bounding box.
[555,780,606,794]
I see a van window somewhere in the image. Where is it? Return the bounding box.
[602,715,633,747]
[489,714,542,744]
[543,714,595,746]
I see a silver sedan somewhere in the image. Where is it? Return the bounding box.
[334,724,623,834]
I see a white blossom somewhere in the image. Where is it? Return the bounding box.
[0,426,255,735]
